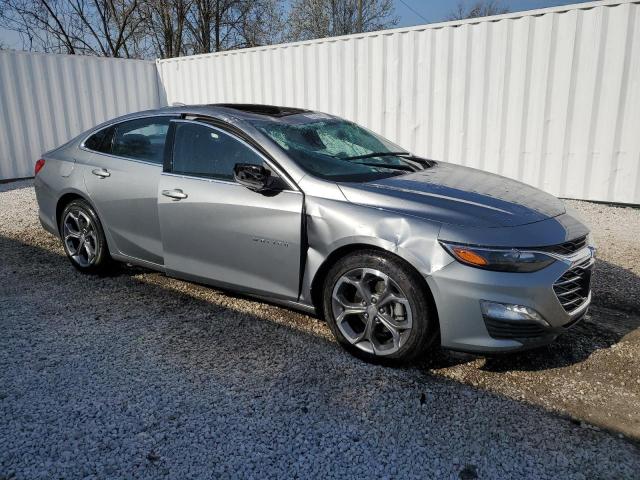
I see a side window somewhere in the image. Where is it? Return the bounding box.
[111,117,171,164]
[172,122,265,180]
[84,126,115,154]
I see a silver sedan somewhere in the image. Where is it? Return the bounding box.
[34,104,595,363]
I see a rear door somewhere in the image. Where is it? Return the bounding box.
[158,120,303,300]
[83,116,175,265]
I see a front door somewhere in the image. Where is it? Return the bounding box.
[158,120,303,300]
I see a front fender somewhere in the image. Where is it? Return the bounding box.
[300,196,452,306]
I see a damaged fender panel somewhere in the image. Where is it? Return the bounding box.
[299,193,453,306]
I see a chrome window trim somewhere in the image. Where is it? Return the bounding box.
[161,171,302,195]
[168,118,300,192]
[79,114,179,165]
[79,150,164,168]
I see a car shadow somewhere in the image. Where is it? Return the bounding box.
[0,231,338,367]
[4,234,640,476]
[5,230,638,375]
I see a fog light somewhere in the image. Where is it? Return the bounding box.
[480,301,549,326]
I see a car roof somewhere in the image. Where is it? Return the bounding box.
[142,103,316,123]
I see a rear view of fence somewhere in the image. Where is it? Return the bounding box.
[157,0,640,205]
[1,1,639,205]
[0,51,162,180]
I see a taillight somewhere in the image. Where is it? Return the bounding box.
[35,158,45,175]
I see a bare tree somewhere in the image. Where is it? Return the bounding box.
[0,0,289,57]
[0,0,147,57]
[183,0,285,54]
[287,0,397,42]
[186,0,229,53]
[235,0,286,48]
[448,1,510,20]
[140,0,190,58]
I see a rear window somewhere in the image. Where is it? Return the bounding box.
[85,116,173,164]
[84,126,115,154]
[111,117,171,164]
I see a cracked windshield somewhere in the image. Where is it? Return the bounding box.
[251,114,419,181]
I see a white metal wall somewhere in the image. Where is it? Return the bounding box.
[1,1,638,204]
[157,0,640,204]
[0,50,162,180]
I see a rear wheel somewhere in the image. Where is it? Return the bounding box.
[323,250,439,364]
[59,199,110,273]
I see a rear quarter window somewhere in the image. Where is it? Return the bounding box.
[84,126,115,154]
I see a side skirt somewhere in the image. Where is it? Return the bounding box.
[109,254,318,316]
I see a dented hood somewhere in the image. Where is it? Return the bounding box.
[337,162,565,228]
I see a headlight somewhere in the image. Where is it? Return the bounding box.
[440,241,556,273]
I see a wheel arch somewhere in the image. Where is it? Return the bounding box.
[55,191,94,233]
[309,242,439,324]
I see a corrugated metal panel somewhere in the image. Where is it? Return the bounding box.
[0,51,161,180]
[157,0,640,204]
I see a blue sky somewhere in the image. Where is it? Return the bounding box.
[0,0,592,50]
[394,0,586,27]
[395,0,591,26]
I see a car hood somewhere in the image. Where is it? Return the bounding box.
[337,161,566,228]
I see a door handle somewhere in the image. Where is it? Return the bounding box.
[92,168,110,178]
[162,189,188,200]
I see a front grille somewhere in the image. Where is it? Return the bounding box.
[484,318,550,340]
[539,235,588,255]
[553,257,593,312]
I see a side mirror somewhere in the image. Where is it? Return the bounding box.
[233,163,273,192]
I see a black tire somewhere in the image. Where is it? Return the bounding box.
[323,249,439,364]
[59,199,111,274]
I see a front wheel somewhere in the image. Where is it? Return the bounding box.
[59,199,111,273]
[323,250,439,364]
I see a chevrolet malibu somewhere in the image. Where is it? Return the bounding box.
[34,104,595,363]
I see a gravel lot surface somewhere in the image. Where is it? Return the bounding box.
[1,180,639,479]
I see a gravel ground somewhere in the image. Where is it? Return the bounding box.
[1,180,639,479]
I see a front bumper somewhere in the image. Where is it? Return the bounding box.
[426,247,594,353]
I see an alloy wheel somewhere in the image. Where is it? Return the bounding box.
[331,267,413,356]
[63,208,99,268]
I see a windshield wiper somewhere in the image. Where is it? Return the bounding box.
[341,152,409,160]
[342,151,421,172]
[356,161,416,172]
